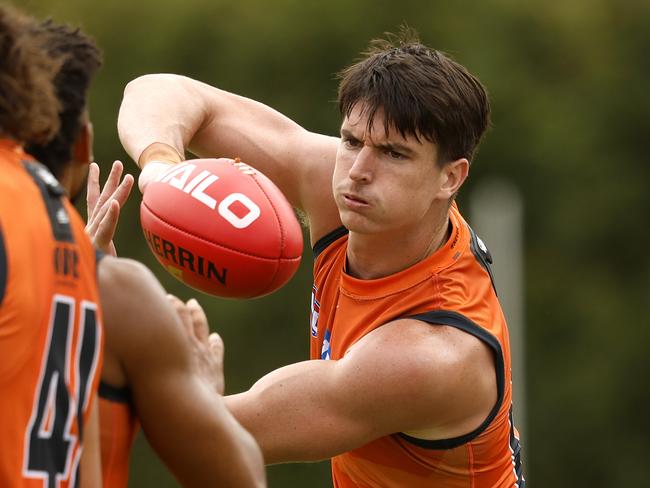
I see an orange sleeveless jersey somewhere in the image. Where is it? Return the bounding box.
[98,383,140,488]
[310,203,525,487]
[0,140,103,488]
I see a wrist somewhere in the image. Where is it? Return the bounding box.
[138,142,184,169]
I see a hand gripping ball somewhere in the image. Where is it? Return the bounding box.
[140,158,303,298]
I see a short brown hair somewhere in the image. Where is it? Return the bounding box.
[0,5,62,145]
[337,27,490,164]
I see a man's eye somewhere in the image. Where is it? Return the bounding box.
[344,138,362,148]
[387,150,404,159]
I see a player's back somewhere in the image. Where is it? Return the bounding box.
[0,140,103,488]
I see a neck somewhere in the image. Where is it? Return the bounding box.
[346,210,451,280]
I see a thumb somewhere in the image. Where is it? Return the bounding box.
[138,161,176,193]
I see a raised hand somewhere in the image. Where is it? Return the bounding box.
[85,161,134,256]
[167,295,225,395]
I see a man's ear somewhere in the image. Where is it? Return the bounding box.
[438,158,469,200]
[73,120,93,167]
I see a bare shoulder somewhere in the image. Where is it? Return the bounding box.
[341,319,497,439]
[98,256,161,295]
[97,256,187,370]
[98,256,175,326]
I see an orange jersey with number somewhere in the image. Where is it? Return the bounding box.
[310,203,525,487]
[99,383,140,488]
[0,140,103,488]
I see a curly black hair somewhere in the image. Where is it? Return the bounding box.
[25,19,102,178]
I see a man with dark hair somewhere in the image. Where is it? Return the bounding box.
[0,5,102,487]
[25,20,102,202]
[118,28,525,487]
[25,18,266,488]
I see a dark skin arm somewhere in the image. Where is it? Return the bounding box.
[98,257,265,487]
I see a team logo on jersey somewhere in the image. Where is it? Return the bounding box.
[321,329,331,360]
[310,285,320,338]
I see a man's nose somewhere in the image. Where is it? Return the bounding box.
[348,146,374,183]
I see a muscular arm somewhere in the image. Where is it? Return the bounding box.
[98,257,265,487]
[118,74,341,242]
[226,320,497,464]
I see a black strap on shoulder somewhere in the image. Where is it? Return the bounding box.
[0,223,6,307]
[467,225,497,294]
[399,310,505,450]
[99,381,133,405]
[22,161,73,243]
[312,226,348,259]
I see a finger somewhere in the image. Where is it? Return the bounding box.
[166,294,193,336]
[94,201,120,256]
[208,332,224,362]
[186,298,209,342]
[87,175,133,243]
[209,332,223,352]
[110,173,134,208]
[86,162,100,218]
[85,194,113,237]
[93,161,124,215]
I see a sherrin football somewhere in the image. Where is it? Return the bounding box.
[140,158,303,298]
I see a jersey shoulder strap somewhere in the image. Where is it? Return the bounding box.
[22,161,74,243]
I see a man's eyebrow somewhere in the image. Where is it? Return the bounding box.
[374,141,416,157]
[340,128,358,139]
[340,128,417,157]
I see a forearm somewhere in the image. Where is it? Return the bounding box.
[226,360,370,464]
[207,400,267,487]
[118,74,208,166]
[134,372,265,487]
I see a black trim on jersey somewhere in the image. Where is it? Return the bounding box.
[99,381,133,404]
[468,225,497,293]
[312,226,348,259]
[398,310,505,450]
[77,306,100,439]
[509,406,526,486]
[0,224,6,307]
[22,161,73,243]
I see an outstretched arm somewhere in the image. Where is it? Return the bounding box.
[226,320,498,464]
[117,74,341,242]
[98,257,265,487]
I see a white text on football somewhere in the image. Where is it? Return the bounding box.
[156,163,261,229]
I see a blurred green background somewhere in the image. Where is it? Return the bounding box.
[13,0,650,486]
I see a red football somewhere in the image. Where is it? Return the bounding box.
[140,158,303,298]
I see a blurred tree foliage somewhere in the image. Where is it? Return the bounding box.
[14,0,650,485]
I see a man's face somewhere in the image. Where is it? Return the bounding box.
[68,165,90,204]
[67,118,93,203]
[332,103,445,236]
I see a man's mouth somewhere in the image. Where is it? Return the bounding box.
[343,193,369,207]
